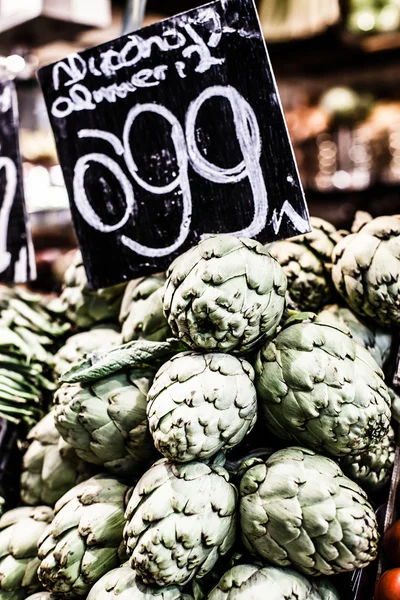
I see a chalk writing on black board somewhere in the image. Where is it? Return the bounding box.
[39,0,310,289]
[0,80,35,283]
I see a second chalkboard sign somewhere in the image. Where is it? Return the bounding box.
[0,79,35,284]
[39,0,310,289]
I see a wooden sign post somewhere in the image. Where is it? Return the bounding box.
[0,79,36,283]
[39,0,310,289]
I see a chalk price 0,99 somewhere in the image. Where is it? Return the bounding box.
[73,84,309,259]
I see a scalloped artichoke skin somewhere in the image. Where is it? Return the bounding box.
[124,458,237,587]
[59,251,126,330]
[37,474,129,597]
[87,566,193,599]
[239,447,379,576]
[339,426,395,492]
[20,410,95,507]
[147,352,257,462]
[54,374,156,476]
[119,276,170,343]
[0,506,54,598]
[269,217,348,313]
[207,564,340,599]
[318,303,392,368]
[163,235,287,354]
[255,314,391,457]
[54,327,120,378]
[332,215,400,327]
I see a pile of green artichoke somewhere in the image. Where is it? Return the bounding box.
[2,216,400,599]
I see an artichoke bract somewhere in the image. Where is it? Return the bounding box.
[147,352,257,462]
[318,303,392,368]
[58,251,126,330]
[124,456,237,587]
[332,213,400,327]
[207,564,340,600]
[269,217,347,312]
[339,426,396,493]
[0,506,54,599]
[37,474,129,597]
[163,235,287,354]
[255,313,391,457]
[87,566,193,600]
[239,447,379,576]
[54,326,121,379]
[54,373,156,477]
[119,276,170,343]
[20,410,95,507]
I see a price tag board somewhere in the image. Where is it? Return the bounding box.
[0,79,36,283]
[39,0,310,289]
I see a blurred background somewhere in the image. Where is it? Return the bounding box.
[1,0,400,290]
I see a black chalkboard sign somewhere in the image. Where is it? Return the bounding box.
[0,79,36,283]
[39,0,310,290]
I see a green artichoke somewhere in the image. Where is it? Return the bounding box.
[269,217,347,312]
[37,474,129,597]
[332,213,400,327]
[54,373,156,476]
[54,326,120,379]
[87,566,193,599]
[255,313,391,457]
[207,564,340,599]
[163,235,287,354]
[339,426,395,492]
[318,303,392,368]
[20,410,95,507]
[239,447,379,576]
[0,506,54,599]
[58,251,126,330]
[119,276,170,343]
[147,352,257,462]
[124,456,237,587]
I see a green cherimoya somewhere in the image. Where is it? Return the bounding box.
[207,564,340,600]
[54,326,121,378]
[87,566,193,600]
[124,456,237,587]
[239,447,379,576]
[269,217,348,313]
[54,372,156,476]
[20,410,95,507]
[332,213,400,327]
[255,313,391,457]
[339,426,396,493]
[318,303,392,369]
[163,235,287,354]
[59,251,126,330]
[0,506,54,599]
[147,352,257,462]
[37,474,129,598]
[119,275,170,343]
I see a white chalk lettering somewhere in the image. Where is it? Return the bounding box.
[74,153,135,233]
[0,157,16,273]
[53,54,87,90]
[186,85,268,238]
[70,84,299,259]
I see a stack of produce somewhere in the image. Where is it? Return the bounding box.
[2,216,400,600]
[268,217,348,312]
[53,325,120,378]
[55,250,126,331]
[0,286,70,427]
